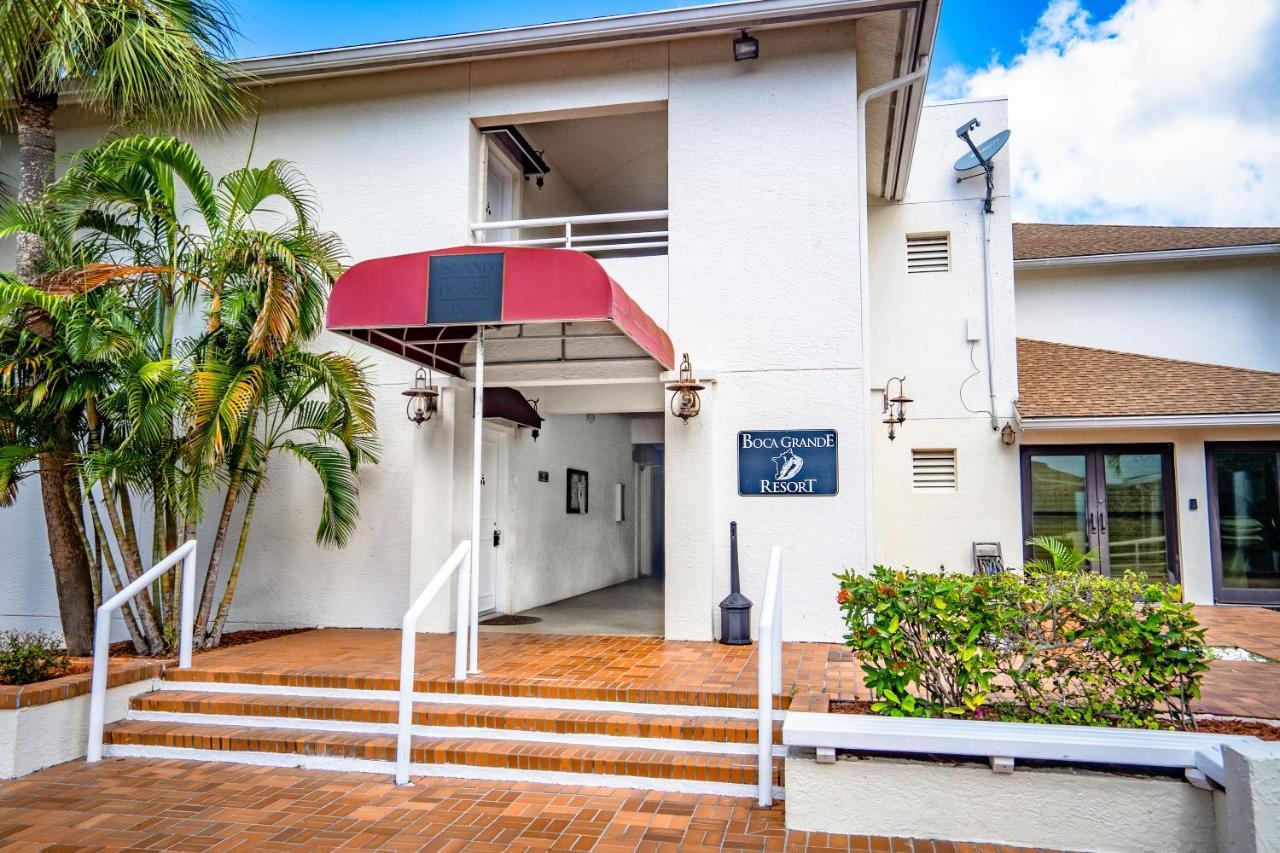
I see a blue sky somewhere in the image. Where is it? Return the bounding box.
[231,0,1123,93]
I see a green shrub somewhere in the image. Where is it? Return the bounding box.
[836,564,1209,729]
[0,631,70,685]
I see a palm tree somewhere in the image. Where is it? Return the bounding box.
[0,0,246,654]
[1023,535,1098,574]
[2,134,377,651]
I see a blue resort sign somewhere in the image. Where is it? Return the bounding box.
[737,430,839,496]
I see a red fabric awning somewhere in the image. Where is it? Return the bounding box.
[326,246,674,377]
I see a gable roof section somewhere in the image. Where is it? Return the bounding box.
[1017,338,1280,419]
[1013,223,1280,261]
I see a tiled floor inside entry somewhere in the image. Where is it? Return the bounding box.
[481,576,665,637]
[0,759,1057,851]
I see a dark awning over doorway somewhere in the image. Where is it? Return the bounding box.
[325,246,674,377]
[483,387,542,430]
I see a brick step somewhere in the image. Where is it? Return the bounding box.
[163,666,784,711]
[102,720,784,789]
[129,690,783,745]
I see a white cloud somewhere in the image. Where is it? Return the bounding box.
[931,0,1280,225]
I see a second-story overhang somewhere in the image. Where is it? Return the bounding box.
[235,0,939,203]
[326,246,676,380]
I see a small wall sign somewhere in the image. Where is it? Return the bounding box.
[738,430,838,496]
[566,468,589,513]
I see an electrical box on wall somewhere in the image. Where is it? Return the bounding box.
[966,317,983,342]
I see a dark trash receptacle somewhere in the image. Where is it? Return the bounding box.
[719,521,753,645]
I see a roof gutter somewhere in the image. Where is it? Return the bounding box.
[881,1,940,201]
[1014,243,1280,270]
[235,0,928,84]
[1021,412,1280,430]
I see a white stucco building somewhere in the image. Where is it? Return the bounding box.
[3,0,1279,649]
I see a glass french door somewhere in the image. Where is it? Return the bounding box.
[1021,445,1178,584]
[1208,443,1280,605]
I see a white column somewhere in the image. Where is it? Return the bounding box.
[468,328,484,673]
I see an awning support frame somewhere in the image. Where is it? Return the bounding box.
[468,327,484,674]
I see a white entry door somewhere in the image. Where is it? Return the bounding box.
[478,430,504,615]
[483,144,519,242]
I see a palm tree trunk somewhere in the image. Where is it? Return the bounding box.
[194,466,244,645]
[18,89,95,656]
[87,487,148,654]
[99,479,166,653]
[16,91,56,279]
[38,442,94,656]
[117,484,166,643]
[208,472,264,646]
[61,468,100,611]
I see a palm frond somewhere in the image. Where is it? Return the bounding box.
[279,440,360,547]
[32,0,249,131]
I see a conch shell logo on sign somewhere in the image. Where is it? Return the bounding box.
[771,448,804,481]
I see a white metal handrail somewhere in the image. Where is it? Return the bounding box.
[395,539,474,785]
[757,544,783,807]
[87,539,197,763]
[471,209,669,255]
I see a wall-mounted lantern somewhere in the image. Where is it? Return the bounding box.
[733,30,759,61]
[402,367,441,426]
[881,376,911,441]
[666,353,705,422]
[1000,421,1017,446]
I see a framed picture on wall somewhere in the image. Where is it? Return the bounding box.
[566,468,588,514]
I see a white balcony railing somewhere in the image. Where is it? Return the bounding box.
[471,210,668,256]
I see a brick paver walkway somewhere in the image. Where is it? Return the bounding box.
[164,609,1278,720]
[0,759,1047,851]
[167,629,854,707]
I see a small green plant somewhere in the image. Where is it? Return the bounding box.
[0,631,70,685]
[1023,535,1097,573]
[836,563,1210,730]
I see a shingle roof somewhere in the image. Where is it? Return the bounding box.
[1013,223,1280,260]
[1016,339,1280,418]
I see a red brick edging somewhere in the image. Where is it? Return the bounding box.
[0,659,164,710]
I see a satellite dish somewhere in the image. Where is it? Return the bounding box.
[954,128,1011,171]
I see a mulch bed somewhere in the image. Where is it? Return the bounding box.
[829,700,1280,740]
[107,627,313,658]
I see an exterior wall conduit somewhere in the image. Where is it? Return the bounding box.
[856,58,931,575]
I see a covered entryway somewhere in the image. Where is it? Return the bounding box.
[326,246,676,652]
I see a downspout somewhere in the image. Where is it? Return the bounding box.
[980,204,999,430]
[856,57,930,575]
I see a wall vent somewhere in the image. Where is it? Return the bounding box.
[912,449,957,490]
[906,233,950,273]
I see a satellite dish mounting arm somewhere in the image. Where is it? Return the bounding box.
[955,118,996,214]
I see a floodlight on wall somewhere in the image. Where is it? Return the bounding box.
[403,367,441,426]
[733,30,759,61]
[666,353,705,422]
